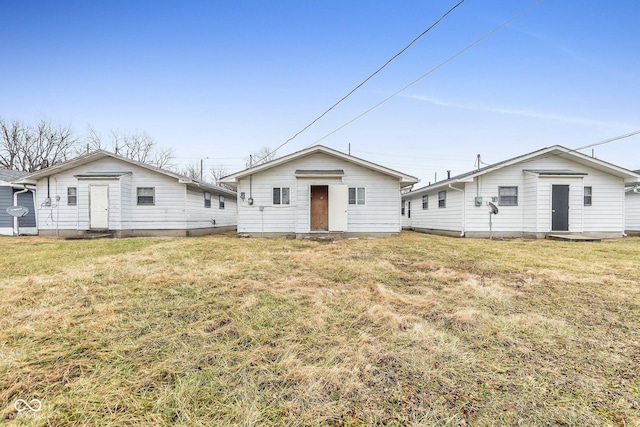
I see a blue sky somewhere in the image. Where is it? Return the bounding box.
[1,0,638,183]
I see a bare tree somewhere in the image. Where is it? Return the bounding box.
[0,119,78,171]
[209,163,235,190]
[245,146,276,168]
[0,120,22,170]
[181,162,202,181]
[210,163,228,185]
[85,127,175,169]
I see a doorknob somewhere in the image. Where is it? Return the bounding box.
[552,210,556,213]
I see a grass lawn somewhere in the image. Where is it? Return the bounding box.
[1,231,639,426]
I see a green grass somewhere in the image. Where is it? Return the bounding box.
[1,232,639,426]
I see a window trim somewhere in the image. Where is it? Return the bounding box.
[584,186,592,206]
[137,187,155,205]
[401,200,405,216]
[67,187,77,206]
[438,190,446,208]
[348,187,366,205]
[498,186,518,206]
[422,194,428,210]
[204,191,211,208]
[272,187,291,205]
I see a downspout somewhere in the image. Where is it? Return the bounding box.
[54,177,59,237]
[13,187,29,236]
[449,183,465,237]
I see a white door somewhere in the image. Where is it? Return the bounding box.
[328,184,348,232]
[90,185,109,229]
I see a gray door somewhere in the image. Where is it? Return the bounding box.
[551,185,569,231]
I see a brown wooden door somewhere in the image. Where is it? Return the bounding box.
[310,185,328,231]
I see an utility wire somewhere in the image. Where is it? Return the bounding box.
[253,0,467,165]
[310,0,543,146]
[573,129,640,151]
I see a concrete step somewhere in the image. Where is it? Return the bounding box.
[65,233,113,240]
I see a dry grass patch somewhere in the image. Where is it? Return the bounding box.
[0,232,639,426]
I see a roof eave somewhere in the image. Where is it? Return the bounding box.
[222,145,418,183]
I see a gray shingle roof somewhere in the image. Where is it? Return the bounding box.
[0,168,27,183]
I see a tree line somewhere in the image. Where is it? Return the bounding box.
[1,119,276,187]
[0,119,174,171]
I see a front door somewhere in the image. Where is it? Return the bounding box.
[551,185,569,231]
[90,185,109,229]
[310,185,328,231]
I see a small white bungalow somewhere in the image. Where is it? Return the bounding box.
[13,150,237,237]
[0,168,37,236]
[402,145,640,239]
[221,145,418,238]
[625,171,640,236]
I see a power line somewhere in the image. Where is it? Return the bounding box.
[254,0,467,164]
[574,129,640,151]
[310,0,543,146]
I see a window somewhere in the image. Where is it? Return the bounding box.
[422,195,428,209]
[348,187,365,205]
[584,186,592,206]
[137,187,155,205]
[438,190,446,208]
[219,195,225,209]
[273,187,290,205]
[204,191,211,208]
[67,187,77,205]
[499,186,518,206]
[401,200,405,216]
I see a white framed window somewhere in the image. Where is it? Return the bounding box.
[219,195,225,209]
[584,186,592,206]
[204,191,211,208]
[499,186,518,206]
[348,187,365,205]
[273,187,290,205]
[67,187,77,205]
[401,200,405,216]
[137,187,155,205]
[438,190,446,208]
[422,194,428,209]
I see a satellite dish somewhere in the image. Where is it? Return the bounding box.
[488,202,499,215]
[6,206,29,218]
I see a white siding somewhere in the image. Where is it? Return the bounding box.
[185,187,237,229]
[522,172,538,232]
[406,187,463,233]
[625,190,640,232]
[35,172,84,231]
[34,156,236,233]
[581,172,625,232]
[236,152,402,234]
[403,154,628,236]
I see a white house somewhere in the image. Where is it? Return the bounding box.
[221,145,418,238]
[13,150,237,237]
[625,171,640,236]
[0,168,37,236]
[402,145,640,239]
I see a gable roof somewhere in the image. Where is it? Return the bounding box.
[13,150,236,197]
[0,168,28,184]
[221,145,419,187]
[404,145,640,197]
